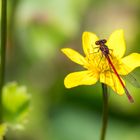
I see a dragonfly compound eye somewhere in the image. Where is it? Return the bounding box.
[95,41,100,45]
[101,39,107,44]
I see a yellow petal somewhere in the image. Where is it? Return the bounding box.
[118,53,140,75]
[61,48,87,65]
[100,71,125,95]
[106,29,126,58]
[64,71,99,88]
[82,32,99,56]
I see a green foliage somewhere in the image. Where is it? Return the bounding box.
[0,124,7,140]
[5,0,140,139]
[2,82,31,129]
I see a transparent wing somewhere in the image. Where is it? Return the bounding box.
[119,63,140,88]
[106,58,134,102]
[100,56,122,95]
[107,63,122,95]
[123,73,140,88]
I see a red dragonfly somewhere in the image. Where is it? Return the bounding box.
[95,39,134,103]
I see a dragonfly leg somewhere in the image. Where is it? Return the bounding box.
[89,48,100,54]
[97,54,104,67]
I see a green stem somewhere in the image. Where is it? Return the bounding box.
[100,83,108,140]
[0,0,7,122]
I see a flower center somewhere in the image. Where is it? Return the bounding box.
[85,52,119,73]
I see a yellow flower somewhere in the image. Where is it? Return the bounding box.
[61,29,140,95]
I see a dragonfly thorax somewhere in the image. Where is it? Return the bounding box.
[100,45,109,56]
[95,39,109,56]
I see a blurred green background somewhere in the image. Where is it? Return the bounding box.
[2,0,140,139]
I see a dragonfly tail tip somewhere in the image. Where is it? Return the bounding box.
[128,96,134,103]
[124,88,134,103]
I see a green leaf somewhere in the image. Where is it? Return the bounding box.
[2,82,31,129]
[0,124,7,140]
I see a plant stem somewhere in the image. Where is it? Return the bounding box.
[0,0,7,122]
[100,83,108,140]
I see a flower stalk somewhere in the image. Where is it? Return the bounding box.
[100,83,108,140]
[0,0,7,122]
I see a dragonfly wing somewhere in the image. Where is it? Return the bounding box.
[100,66,125,95]
[119,63,140,88]
[123,73,140,88]
[97,55,124,94]
[107,65,123,94]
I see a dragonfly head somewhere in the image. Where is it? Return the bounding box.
[95,39,107,45]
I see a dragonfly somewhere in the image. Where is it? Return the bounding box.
[95,39,135,103]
